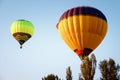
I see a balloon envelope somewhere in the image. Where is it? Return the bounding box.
[56,6,108,60]
[10,19,34,48]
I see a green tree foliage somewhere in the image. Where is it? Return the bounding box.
[66,66,72,80]
[42,74,60,80]
[99,58,120,80]
[41,55,120,80]
[80,54,97,80]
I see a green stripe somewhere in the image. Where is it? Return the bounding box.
[16,20,34,29]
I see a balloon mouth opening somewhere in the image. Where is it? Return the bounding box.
[19,40,25,49]
[20,45,22,49]
[12,32,32,49]
[74,48,93,60]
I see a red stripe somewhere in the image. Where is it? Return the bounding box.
[56,23,58,29]
[74,48,93,56]
[75,50,84,55]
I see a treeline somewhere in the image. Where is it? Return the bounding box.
[42,54,120,80]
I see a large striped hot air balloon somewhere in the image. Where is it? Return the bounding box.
[56,6,108,60]
[10,19,34,49]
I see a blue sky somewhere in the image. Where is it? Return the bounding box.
[0,0,120,80]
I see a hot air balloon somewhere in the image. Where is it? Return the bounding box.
[56,6,108,60]
[10,19,34,49]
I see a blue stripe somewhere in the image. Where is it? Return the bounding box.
[59,6,107,22]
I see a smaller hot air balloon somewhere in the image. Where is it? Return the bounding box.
[10,19,34,49]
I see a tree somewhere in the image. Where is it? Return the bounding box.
[42,74,60,80]
[80,54,97,80]
[78,73,84,80]
[99,58,120,80]
[66,66,72,80]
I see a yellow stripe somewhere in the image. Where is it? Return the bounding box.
[10,21,34,35]
[58,19,76,50]
[57,15,107,51]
